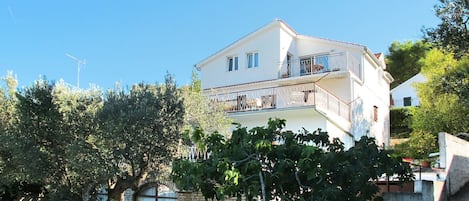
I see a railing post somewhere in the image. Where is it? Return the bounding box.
[273,88,275,108]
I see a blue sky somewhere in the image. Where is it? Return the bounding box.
[0,0,440,90]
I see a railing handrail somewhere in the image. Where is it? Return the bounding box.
[206,83,350,121]
[278,51,360,79]
[207,82,349,106]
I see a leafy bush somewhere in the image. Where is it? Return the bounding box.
[390,108,413,138]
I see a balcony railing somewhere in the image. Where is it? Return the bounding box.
[208,83,350,121]
[279,52,361,79]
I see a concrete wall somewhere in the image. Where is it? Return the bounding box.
[438,132,469,201]
[383,192,423,201]
[383,180,434,201]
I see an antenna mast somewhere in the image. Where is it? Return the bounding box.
[65,53,86,88]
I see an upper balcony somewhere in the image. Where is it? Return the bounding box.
[279,52,361,80]
[208,83,350,121]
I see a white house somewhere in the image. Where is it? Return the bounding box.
[391,73,426,108]
[195,19,394,148]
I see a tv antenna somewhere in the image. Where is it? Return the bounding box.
[65,53,86,88]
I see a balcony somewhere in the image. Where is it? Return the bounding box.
[279,52,360,79]
[208,83,350,121]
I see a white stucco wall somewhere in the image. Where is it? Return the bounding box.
[279,26,297,70]
[350,54,391,146]
[317,76,351,102]
[201,26,282,89]
[391,73,426,107]
[230,108,326,132]
[229,108,354,148]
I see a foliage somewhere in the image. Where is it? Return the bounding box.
[393,131,438,160]
[0,73,187,200]
[386,40,431,89]
[52,81,106,200]
[390,108,412,138]
[96,75,184,200]
[0,72,20,200]
[13,79,70,199]
[411,49,469,135]
[0,78,106,200]
[180,70,231,136]
[424,0,469,58]
[172,119,413,201]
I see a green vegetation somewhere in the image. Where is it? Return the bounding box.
[390,0,468,160]
[96,75,184,200]
[390,108,412,138]
[411,49,469,135]
[180,70,232,137]
[386,40,431,89]
[172,119,413,201]
[0,74,186,200]
[424,0,469,58]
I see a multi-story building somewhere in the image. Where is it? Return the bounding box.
[195,19,393,148]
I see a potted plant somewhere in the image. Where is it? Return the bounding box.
[392,130,438,168]
[407,130,438,167]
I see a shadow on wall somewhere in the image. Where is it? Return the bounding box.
[351,98,372,141]
[440,155,469,201]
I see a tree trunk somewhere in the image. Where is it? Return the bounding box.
[259,171,266,201]
[108,189,124,201]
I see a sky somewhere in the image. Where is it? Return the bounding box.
[0,0,440,90]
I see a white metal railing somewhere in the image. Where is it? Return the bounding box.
[207,83,350,121]
[187,145,209,162]
[279,52,361,79]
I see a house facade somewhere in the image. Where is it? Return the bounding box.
[195,20,393,148]
[391,73,426,108]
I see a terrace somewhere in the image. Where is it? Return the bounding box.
[208,82,350,121]
[279,52,361,80]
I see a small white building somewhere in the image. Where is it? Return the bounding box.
[391,73,426,108]
[195,19,394,148]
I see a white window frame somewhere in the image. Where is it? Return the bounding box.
[227,56,239,72]
[247,52,259,68]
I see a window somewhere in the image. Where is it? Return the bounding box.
[403,97,412,106]
[247,52,259,68]
[228,56,238,71]
[373,106,378,122]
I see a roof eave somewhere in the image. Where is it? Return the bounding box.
[195,19,297,70]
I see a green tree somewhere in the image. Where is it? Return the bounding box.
[425,0,469,58]
[390,108,413,138]
[172,119,412,201]
[96,75,184,200]
[1,77,109,200]
[411,49,469,135]
[52,81,106,200]
[0,72,20,201]
[385,40,431,89]
[180,70,232,136]
[10,79,72,199]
